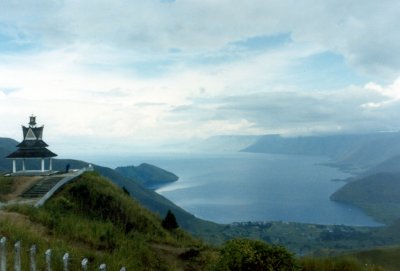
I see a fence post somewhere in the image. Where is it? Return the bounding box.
[30,245,37,271]
[0,237,6,271]
[81,258,88,271]
[99,263,107,271]
[63,253,69,271]
[14,241,21,271]
[45,249,52,271]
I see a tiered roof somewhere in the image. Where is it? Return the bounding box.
[6,116,57,159]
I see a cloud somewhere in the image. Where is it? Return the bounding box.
[170,81,400,136]
[1,1,399,79]
[1,1,400,153]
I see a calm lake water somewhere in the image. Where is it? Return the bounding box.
[86,152,381,226]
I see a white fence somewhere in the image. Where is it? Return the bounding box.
[0,237,126,271]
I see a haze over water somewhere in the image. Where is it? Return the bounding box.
[91,152,381,226]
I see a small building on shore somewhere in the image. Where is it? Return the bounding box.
[6,115,57,175]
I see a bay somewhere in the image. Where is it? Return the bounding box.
[86,152,381,226]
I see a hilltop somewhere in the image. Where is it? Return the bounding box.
[1,171,211,270]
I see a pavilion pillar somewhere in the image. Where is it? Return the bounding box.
[49,158,53,171]
[12,160,16,173]
[41,159,44,172]
[22,159,26,172]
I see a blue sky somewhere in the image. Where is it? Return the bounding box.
[1,1,400,154]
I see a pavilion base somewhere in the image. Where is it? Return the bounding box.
[9,170,58,176]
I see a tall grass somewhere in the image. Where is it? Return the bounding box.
[2,171,205,270]
[298,256,385,271]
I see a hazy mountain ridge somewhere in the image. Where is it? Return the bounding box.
[364,155,400,175]
[162,135,261,152]
[0,137,17,171]
[243,132,400,171]
[244,132,400,226]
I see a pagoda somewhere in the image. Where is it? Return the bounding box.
[7,115,57,174]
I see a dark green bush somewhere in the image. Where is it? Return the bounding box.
[162,210,179,230]
[214,238,298,271]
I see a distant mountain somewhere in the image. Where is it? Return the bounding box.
[331,172,400,224]
[0,137,221,240]
[0,137,18,171]
[243,132,400,171]
[115,163,178,189]
[243,133,400,225]
[163,135,261,152]
[363,155,400,175]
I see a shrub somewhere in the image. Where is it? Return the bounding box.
[214,238,298,271]
[162,210,179,230]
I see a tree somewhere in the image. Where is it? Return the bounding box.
[162,210,179,230]
[215,238,298,271]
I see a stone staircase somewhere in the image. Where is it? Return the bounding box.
[21,176,64,198]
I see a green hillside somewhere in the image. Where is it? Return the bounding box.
[2,171,211,270]
[115,163,178,189]
[331,173,400,224]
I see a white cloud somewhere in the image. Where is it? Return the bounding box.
[2,0,399,80]
[1,1,400,153]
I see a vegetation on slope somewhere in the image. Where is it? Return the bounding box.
[115,163,178,189]
[349,246,400,271]
[96,164,223,242]
[3,172,210,270]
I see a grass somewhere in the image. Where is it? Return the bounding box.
[350,246,400,271]
[0,176,14,200]
[0,175,41,202]
[2,171,209,270]
[298,256,385,271]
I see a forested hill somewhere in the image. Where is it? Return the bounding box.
[115,163,178,189]
[331,172,400,224]
[243,132,400,170]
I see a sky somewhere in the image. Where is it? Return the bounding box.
[1,1,400,155]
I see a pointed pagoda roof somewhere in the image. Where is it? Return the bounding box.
[6,115,57,159]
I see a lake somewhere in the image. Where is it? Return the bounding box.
[86,152,381,226]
